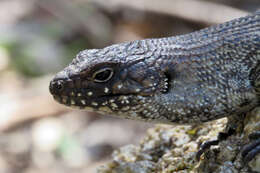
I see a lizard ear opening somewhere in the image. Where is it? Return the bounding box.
[160,72,170,93]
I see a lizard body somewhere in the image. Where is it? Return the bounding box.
[50,11,260,163]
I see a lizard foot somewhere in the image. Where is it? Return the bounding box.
[196,127,235,161]
[241,131,260,163]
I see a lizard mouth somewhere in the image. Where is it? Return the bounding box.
[52,92,141,112]
[49,76,148,112]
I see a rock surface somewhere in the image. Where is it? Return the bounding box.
[97,108,260,173]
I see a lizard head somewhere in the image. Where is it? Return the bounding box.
[49,40,169,121]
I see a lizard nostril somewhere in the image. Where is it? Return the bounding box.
[55,81,63,90]
[49,80,64,95]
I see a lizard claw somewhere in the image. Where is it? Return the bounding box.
[196,139,219,160]
[241,131,260,163]
[196,127,235,161]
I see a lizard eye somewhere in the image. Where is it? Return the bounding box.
[93,68,114,82]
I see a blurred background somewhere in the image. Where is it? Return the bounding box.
[0,0,259,172]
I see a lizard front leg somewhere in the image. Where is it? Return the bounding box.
[241,62,260,164]
[196,115,241,161]
[196,127,235,160]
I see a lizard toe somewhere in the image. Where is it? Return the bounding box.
[241,131,260,163]
[196,128,235,161]
[196,139,219,160]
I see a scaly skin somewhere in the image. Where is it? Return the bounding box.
[49,11,260,162]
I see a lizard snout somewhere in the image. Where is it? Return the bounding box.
[49,79,65,95]
[49,69,71,96]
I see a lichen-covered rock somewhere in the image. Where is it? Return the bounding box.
[97,108,260,173]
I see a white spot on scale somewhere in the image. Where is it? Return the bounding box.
[81,100,86,105]
[135,88,141,92]
[117,84,123,89]
[71,100,76,105]
[122,106,130,111]
[91,102,98,106]
[111,103,118,108]
[102,101,108,106]
[146,112,152,116]
[104,87,109,93]
[137,96,143,99]
[130,112,138,117]
[87,92,93,96]
[77,93,82,97]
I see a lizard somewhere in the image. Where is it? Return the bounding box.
[49,11,260,165]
